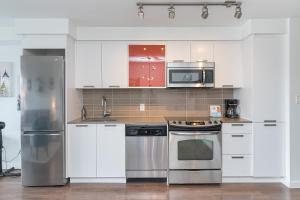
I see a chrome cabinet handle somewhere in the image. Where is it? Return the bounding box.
[104,124,117,127]
[264,120,277,123]
[231,156,244,159]
[223,84,234,88]
[83,85,95,88]
[203,70,206,84]
[264,124,277,127]
[75,125,88,127]
[231,135,244,137]
[109,85,120,88]
[173,60,184,62]
[232,124,244,127]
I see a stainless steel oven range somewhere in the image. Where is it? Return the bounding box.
[168,118,222,184]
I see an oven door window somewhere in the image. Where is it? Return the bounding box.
[169,69,203,84]
[178,139,213,160]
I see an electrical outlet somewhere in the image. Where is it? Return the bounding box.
[140,104,145,111]
[296,95,300,104]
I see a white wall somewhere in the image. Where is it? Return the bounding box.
[288,18,300,187]
[0,41,22,169]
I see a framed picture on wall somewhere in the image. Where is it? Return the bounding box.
[0,62,13,97]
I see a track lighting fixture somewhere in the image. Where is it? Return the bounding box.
[168,5,175,19]
[137,4,144,19]
[136,1,242,20]
[234,5,242,19]
[201,5,209,19]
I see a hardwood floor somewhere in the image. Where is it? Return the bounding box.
[0,177,300,200]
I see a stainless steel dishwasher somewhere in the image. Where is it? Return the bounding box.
[126,125,168,181]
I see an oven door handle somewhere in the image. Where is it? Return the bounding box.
[170,131,221,136]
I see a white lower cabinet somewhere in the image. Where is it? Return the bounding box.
[97,124,126,178]
[68,124,97,177]
[253,123,284,177]
[223,155,252,177]
[67,123,125,181]
[222,123,253,177]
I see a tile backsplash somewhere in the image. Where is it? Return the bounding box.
[81,88,233,118]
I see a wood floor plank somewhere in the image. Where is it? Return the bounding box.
[0,178,299,200]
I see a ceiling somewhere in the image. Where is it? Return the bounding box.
[0,0,299,27]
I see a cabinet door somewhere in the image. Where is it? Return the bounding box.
[252,36,285,122]
[191,42,214,62]
[97,124,125,178]
[129,45,165,87]
[75,41,102,88]
[253,123,284,177]
[214,42,242,88]
[166,41,190,62]
[68,124,97,177]
[102,42,128,88]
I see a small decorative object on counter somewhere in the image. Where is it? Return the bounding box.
[210,105,222,118]
[81,106,87,121]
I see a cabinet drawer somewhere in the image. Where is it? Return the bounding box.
[222,155,252,177]
[223,134,252,155]
[222,123,252,134]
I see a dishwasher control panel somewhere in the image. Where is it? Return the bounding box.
[126,125,167,136]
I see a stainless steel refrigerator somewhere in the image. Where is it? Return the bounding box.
[21,56,66,186]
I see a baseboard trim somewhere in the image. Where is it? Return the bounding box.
[222,177,284,183]
[289,180,300,188]
[70,178,126,183]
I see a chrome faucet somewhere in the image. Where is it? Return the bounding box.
[101,96,111,118]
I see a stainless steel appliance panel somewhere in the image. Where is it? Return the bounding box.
[168,170,222,184]
[126,136,168,171]
[21,56,65,132]
[169,131,222,170]
[21,132,65,186]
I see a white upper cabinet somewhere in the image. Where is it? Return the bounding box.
[102,42,128,88]
[214,42,243,88]
[252,36,286,122]
[97,124,126,178]
[75,41,102,88]
[191,42,214,62]
[166,41,191,62]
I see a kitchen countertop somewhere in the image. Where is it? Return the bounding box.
[68,116,251,125]
[68,117,167,125]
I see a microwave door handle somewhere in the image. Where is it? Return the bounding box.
[202,70,206,85]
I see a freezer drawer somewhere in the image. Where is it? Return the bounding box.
[21,132,66,186]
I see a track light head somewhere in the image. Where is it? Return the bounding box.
[168,5,175,19]
[137,4,144,19]
[201,5,209,19]
[234,5,242,19]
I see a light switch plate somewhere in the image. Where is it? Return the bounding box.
[297,95,300,104]
[140,104,145,111]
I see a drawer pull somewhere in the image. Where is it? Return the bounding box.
[76,125,88,127]
[104,124,117,127]
[231,156,244,159]
[83,85,95,88]
[109,85,120,88]
[231,124,244,127]
[264,124,277,127]
[264,120,277,123]
[173,60,184,62]
[231,135,244,137]
[222,85,234,88]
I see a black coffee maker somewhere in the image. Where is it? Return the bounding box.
[225,99,240,118]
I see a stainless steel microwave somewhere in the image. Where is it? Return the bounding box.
[167,62,215,88]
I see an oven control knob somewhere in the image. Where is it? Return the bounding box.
[214,121,218,124]
[209,120,212,124]
[178,121,182,124]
